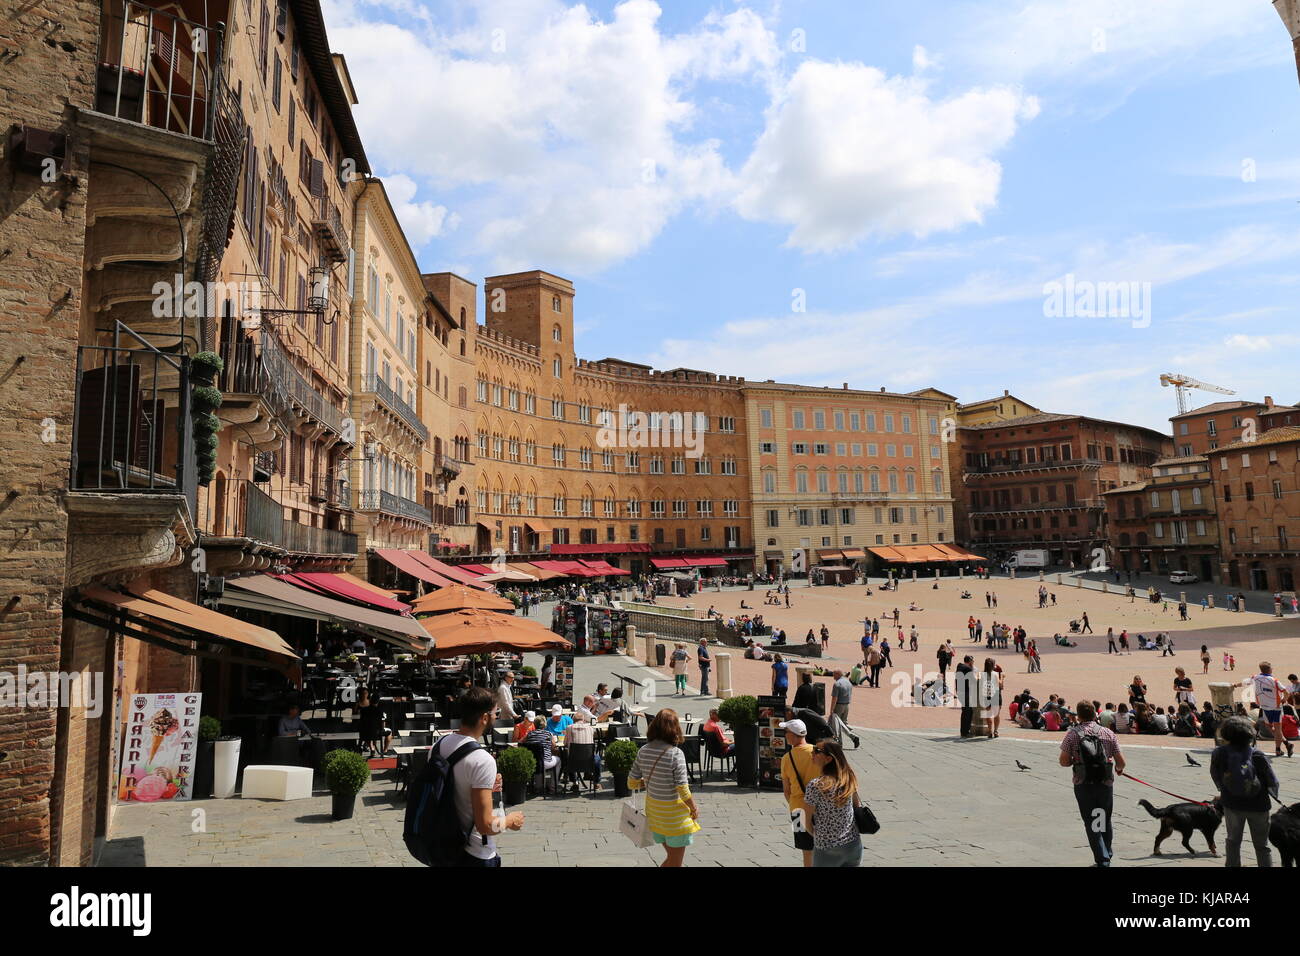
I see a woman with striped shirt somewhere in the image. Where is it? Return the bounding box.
[629,708,700,867]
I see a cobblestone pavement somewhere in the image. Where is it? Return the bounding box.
[101,653,1291,867]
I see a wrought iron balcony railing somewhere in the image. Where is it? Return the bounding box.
[200,478,357,556]
[363,374,429,442]
[356,488,432,525]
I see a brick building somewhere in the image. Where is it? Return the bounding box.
[1206,426,1300,592]
[955,413,1170,567]
[1101,455,1221,581]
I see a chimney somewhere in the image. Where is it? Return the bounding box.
[842,383,848,390]
[1003,389,1009,396]
[1265,395,1274,407]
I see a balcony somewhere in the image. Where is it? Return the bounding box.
[219,327,349,440]
[311,195,349,263]
[436,452,463,478]
[964,457,1104,478]
[968,499,1103,517]
[311,476,351,509]
[199,478,357,568]
[71,334,193,496]
[94,1,226,141]
[363,374,429,442]
[357,489,432,525]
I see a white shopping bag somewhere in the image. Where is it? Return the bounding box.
[619,792,655,848]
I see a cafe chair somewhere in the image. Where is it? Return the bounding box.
[267,735,303,767]
[401,731,433,749]
[395,749,429,795]
[678,737,702,786]
[701,729,735,780]
[565,743,599,793]
[413,700,436,715]
[526,742,560,799]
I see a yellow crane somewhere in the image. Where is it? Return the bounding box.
[1159,373,1235,415]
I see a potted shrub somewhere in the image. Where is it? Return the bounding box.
[323,749,371,820]
[189,351,224,386]
[191,384,223,414]
[718,694,760,787]
[496,746,535,806]
[520,665,537,679]
[193,716,221,799]
[604,738,639,797]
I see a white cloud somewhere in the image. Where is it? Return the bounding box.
[380,173,458,246]
[1223,334,1273,352]
[323,0,777,273]
[733,61,1038,252]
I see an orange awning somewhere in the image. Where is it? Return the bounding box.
[411,584,515,615]
[509,561,564,581]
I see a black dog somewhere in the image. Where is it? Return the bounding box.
[1269,802,1300,867]
[1138,798,1222,856]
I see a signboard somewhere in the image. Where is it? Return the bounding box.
[117,692,202,803]
[756,694,787,790]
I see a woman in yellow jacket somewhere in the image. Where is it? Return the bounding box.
[629,708,700,867]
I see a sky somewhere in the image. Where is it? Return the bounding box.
[319,0,1300,432]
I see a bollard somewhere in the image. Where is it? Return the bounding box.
[1208,681,1238,722]
[1056,574,1062,586]
[1208,594,1215,609]
[716,653,733,700]
[1075,575,1082,587]
[1102,581,1108,593]
[642,630,656,667]
[912,569,917,582]
[1038,570,1044,582]
[623,624,637,656]
[959,567,964,579]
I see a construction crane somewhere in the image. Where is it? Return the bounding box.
[1159,373,1235,415]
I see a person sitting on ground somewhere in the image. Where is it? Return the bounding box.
[1198,701,1218,739]
[908,601,923,612]
[849,662,868,687]
[1281,704,1300,741]
[1098,702,1117,730]
[702,708,735,756]
[1042,702,1063,732]
[1173,703,1199,737]
[1114,702,1134,734]
[1251,704,1273,741]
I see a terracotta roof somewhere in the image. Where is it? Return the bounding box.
[1208,425,1300,454]
[1153,454,1207,465]
[1171,400,1259,419]
[960,412,1076,429]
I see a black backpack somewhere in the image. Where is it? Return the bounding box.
[1078,731,1111,785]
[404,739,482,866]
[1220,747,1262,800]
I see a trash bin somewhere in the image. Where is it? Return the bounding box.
[655,643,666,666]
[213,736,242,798]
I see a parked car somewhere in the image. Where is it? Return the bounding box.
[1169,570,1198,584]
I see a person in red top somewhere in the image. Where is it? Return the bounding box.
[1043,705,1063,731]
[703,709,734,756]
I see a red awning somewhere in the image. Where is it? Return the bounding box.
[580,559,630,576]
[374,549,459,588]
[278,572,412,614]
[684,557,728,568]
[650,557,688,569]
[409,553,491,590]
[457,563,498,575]
[531,559,602,577]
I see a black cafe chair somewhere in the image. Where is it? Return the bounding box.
[565,742,599,793]
[678,737,702,786]
[396,749,429,795]
[526,742,560,798]
[701,729,735,780]
[413,700,436,715]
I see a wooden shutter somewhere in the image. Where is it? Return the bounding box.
[309,159,325,198]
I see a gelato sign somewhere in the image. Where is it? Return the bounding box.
[117,693,202,803]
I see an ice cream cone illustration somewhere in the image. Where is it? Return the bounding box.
[146,708,179,765]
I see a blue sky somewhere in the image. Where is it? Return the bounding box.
[321,0,1300,431]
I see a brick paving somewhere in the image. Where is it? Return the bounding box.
[99,650,1295,867]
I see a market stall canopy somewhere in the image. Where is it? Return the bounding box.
[817,549,845,562]
[410,553,492,590]
[335,572,403,599]
[219,574,430,654]
[530,559,602,577]
[276,572,412,614]
[509,561,564,581]
[840,548,867,560]
[72,583,299,671]
[410,584,515,615]
[476,569,538,583]
[421,609,573,658]
[374,548,458,588]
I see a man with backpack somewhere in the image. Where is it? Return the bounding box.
[1059,701,1125,866]
[405,686,523,867]
[1210,714,1279,866]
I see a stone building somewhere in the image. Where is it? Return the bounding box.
[744,383,959,578]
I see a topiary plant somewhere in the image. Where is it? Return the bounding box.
[190,351,224,381]
[718,694,758,728]
[323,749,371,795]
[603,738,640,775]
[496,744,536,784]
[198,716,221,741]
[192,384,223,412]
[520,665,537,678]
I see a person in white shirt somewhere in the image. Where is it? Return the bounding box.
[434,686,524,866]
[1244,661,1293,757]
[576,695,598,722]
[494,671,517,723]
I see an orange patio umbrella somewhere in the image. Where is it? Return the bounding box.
[421,609,573,658]
[409,583,515,615]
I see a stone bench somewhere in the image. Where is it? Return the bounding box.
[241,765,314,801]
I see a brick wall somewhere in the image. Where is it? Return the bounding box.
[0,0,100,865]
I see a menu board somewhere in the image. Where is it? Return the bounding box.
[554,653,575,706]
[118,692,202,802]
[757,694,786,790]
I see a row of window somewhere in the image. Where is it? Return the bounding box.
[761,469,943,495]
[766,440,942,461]
[759,408,941,434]
[473,490,740,518]
[765,506,947,528]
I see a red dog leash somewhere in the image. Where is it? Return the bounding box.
[1117,771,1211,807]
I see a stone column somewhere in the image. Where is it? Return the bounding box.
[1208,594,1215,608]
[1075,575,1082,588]
[1101,581,1108,593]
[1056,574,1062,586]
[642,630,656,667]
[624,624,637,656]
[1208,681,1238,721]
[716,653,733,700]
[911,569,917,582]
[959,567,964,579]
[1038,570,1044,582]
